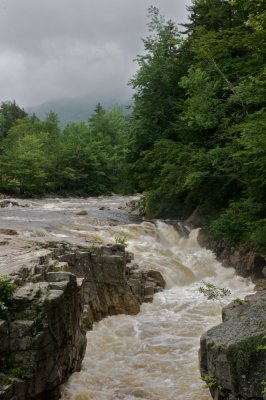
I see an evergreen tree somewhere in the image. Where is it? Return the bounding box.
[129,7,186,153]
[0,101,27,140]
[129,0,266,250]
[0,118,47,194]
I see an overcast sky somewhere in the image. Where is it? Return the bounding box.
[0,0,191,108]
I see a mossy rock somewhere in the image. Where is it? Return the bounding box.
[200,298,266,399]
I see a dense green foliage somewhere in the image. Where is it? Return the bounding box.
[0,104,131,196]
[128,0,266,250]
[199,281,231,301]
[0,101,27,140]
[0,0,265,251]
[0,276,16,319]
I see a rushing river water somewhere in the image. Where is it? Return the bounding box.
[0,195,255,400]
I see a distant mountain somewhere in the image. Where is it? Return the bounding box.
[26,94,132,127]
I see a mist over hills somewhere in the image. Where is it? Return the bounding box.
[26,94,132,126]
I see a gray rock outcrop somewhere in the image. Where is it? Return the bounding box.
[0,200,28,208]
[0,242,165,400]
[0,272,86,400]
[199,291,266,400]
[52,242,165,329]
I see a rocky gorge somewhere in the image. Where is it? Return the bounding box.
[0,196,265,400]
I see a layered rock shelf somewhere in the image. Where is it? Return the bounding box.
[0,241,165,400]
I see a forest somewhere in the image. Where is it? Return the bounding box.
[0,0,265,251]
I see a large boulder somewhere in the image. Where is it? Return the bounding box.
[199,293,266,400]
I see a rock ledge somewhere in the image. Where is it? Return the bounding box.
[0,242,165,400]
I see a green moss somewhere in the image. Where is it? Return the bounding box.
[257,320,266,351]
[201,374,223,391]
[20,310,40,320]
[114,235,128,247]
[0,276,17,319]
[0,373,11,387]
[231,335,264,371]
[262,380,266,395]
[7,367,30,380]
[0,367,31,387]
[233,298,246,305]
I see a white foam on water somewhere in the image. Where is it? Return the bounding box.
[61,220,254,400]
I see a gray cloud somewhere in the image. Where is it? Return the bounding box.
[0,0,191,107]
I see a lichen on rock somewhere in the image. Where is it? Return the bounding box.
[199,291,266,400]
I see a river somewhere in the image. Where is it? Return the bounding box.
[0,195,255,400]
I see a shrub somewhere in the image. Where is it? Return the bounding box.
[0,276,16,319]
[202,374,223,391]
[7,368,30,380]
[114,235,128,247]
[199,281,231,301]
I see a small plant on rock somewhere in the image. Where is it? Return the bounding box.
[199,281,231,301]
[114,235,128,247]
[0,276,16,319]
[0,373,11,386]
[233,298,245,305]
[202,374,223,391]
[7,368,30,380]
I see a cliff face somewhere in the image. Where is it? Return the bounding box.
[0,242,165,400]
[197,228,266,282]
[54,243,165,329]
[0,272,86,400]
[199,291,266,400]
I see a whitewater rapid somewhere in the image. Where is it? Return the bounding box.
[0,196,254,400]
[59,214,253,399]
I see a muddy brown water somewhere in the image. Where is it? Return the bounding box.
[0,195,254,400]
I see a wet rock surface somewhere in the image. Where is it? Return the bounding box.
[199,290,266,400]
[0,239,165,400]
[0,229,18,236]
[197,228,266,282]
[0,271,85,400]
[51,242,165,329]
